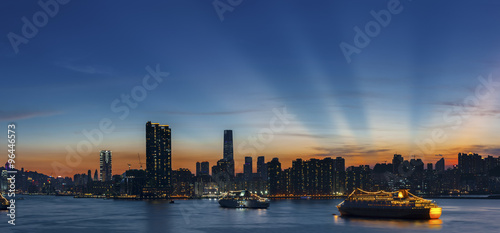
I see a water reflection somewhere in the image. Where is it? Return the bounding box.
[333,215,442,230]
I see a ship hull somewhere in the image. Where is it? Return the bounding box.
[218,199,270,209]
[337,206,437,219]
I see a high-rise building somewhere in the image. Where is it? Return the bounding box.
[146,121,172,195]
[223,130,235,177]
[200,161,209,176]
[196,162,201,176]
[435,158,445,173]
[427,163,433,171]
[196,161,209,176]
[223,130,233,161]
[333,157,346,194]
[257,156,267,179]
[458,152,483,174]
[267,158,282,195]
[87,169,92,183]
[244,157,252,181]
[94,169,98,181]
[392,154,403,174]
[99,150,112,182]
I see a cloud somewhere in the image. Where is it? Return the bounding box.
[0,111,62,121]
[310,145,391,157]
[274,133,338,139]
[161,109,262,116]
[450,145,500,156]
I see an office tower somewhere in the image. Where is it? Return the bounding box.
[196,161,210,176]
[435,158,445,173]
[411,158,424,172]
[99,150,112,182]
[223,130,235,177]
[146,121,172,195]
[94,169,98,181]
[223,130,233,161]
[200,161,209,176]
[212,159,232,192]
[267,158,282,195]
[87,169,92,183]
[196,162,201,176]
[427,163,433,171]
[392,154,403,174]
[257,156,267,179]
[244,157,252,181]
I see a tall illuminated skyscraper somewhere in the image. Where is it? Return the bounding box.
[146,121,172,195]
[223,130,233,161]
[223,130,234,177]
[99,150,112,182]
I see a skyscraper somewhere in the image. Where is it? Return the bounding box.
[267,158,282,195]
[257,156,267,179]
[99,150,112,182]
[223,130,235,177]
[94,169,98,181]
[392,154,403,174]
[223,130,233,161]
[200,161,209,176]
[196,161,210,176]
[196,162,201,176]
[87,169,92,183]
[244,157,252,181]
[435,158,445,173]
[146,121,172,195]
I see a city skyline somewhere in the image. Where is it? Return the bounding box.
[2,1,500,177]
[3,122,500,177]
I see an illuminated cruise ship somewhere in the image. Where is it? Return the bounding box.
[218,190,270,209]
[337,189,442,219]
[1,193,9,210]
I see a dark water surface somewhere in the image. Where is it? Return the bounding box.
[1,195,499,232]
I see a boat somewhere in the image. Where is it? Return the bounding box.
[218,190,270,208]
[337,189,442,219]
[169,200,175,204]
[1,194,10,210]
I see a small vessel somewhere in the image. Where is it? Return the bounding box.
[218,190,270,208]
[1,194,10,210]
[169,200,175,204]
[337,189,442,219]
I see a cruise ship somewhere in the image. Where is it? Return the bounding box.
[218,190,270,208]
[1,194,9,210]
[337,189,442,219]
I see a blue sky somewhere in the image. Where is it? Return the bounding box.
[1,0,500,175]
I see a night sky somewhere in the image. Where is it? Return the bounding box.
[1,0,500,177]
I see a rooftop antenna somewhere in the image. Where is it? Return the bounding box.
[127,164,131,170]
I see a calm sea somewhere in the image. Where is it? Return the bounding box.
[1,195,499,233]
